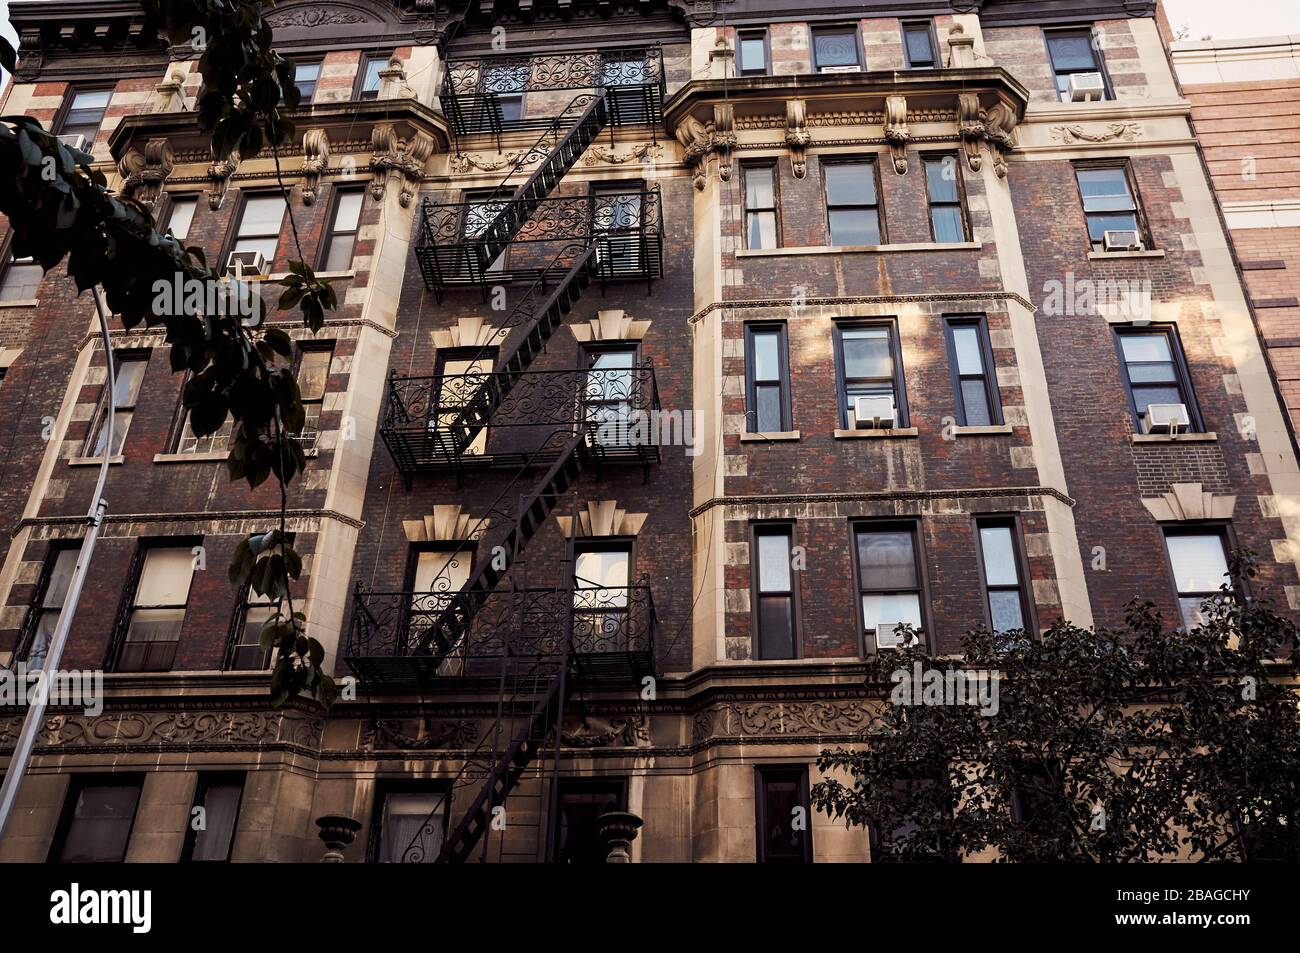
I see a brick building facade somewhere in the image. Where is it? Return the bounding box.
[0,0,1296,863]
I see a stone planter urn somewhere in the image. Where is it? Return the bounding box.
[596,810,643,863]
[316,814,362,863]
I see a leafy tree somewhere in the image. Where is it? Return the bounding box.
[812,553,1300,862]
[0,2,339,706]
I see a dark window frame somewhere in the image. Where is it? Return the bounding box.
[1161,522,1241,629]
[355,52,391,101]
[736,28,772,76]
[14,541,82,666]
[49,773,144,863]
[901,19,940,69]
[740,161,780,250]
[84,348,150,458]
[1111,323,1203,434]
[0,240,43,302]
[107,536,202,673]
[811,24,864,73]
[222,189,288,269]
[1072,159,1151,252]
[750,521,800,661]
[292,58,323,106]
[743,322,792,433]
[832,319,909,428]
[851,518,932,655]
[179,772,245,862]
[54,85,113,145]
[973,515,1035,638]
[294,341,335,452]
[1043,26,1114,102]
[822,157,886,247]
[549,777,629,863]
[161,193,199,243]
[922,152,970,243]
[367,779,451,863]
[755,764,813,863]
[943,315,1004,426]
[318,185,365,271]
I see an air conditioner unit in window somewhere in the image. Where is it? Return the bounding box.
[853,395,896,429]
[1146,403,1190,435]
[820,65,860,74]
[57,134,87,151]
[874,620,908,651]
[1068,71,1106,102]
[1103,230,1143,252]
[225,250,269,277]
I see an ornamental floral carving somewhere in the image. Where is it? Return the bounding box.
[691,701,878,742]
[450,150,539,174]
[559,714,651,748]
[369,124,436,207]
[955,93,1019,178]
[117,138,174,208]
[673,104,736,191]
[1050,121,1142,143]
[361,718,477,750]
[582,142,664,166]
[0,710,323,750]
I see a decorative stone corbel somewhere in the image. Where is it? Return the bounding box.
[957,91,984,173]
[1141,484,1236,523]
[369,124,436,208]
[712,102,735,184]
[301,129,331,206]
[883,95,910,175]
[117,138,175,208]
[674,108,735,190]
[784,99,811,179]
[207,150,239,210]
[982,100,1018,179]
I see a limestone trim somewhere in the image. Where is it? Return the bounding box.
[1141,483,1238,523]
[554,500,649,538]
[568,309,652,342]
[401,505,490,543]
[689,291,1036,324]
[688,486,1075,520]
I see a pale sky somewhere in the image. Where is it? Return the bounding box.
[1162,0,1300,41]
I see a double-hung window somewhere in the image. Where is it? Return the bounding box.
[296,345,333,452]
[51,776,143,863]
[824,160,882,246]
[855,524,926,651]
[752,524,797,660]
[1046,28,1110,102]
[742,163,779,249]
[357,53,388,100]
[1114,326,1201,433]
[812,26,861,72]
[321,188,363,271]
[181,774,244,862]
[1075,164,1144,251]
[737,29,770,75]
[165,196,197,242]
[1164,527,1233,628]
[976,518,1031,636]
[116,545,196,672]
[294,61,321,105]
[230,194,287,267]
[57,88,111,147]
[834,323,907,428]
[755,766,812,863]
[744,324,791,433]
[924,154,967,243]
[0,252,42,302]
[21,545,81,671]
[87,351,148,457]
[902,20,939,69]
[372,785,447,863]
[945,317,1002,426]
[552,780,628,863]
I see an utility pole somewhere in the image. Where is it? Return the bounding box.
[0,290,116,842]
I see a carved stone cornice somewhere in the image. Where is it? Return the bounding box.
[0,708,323,755]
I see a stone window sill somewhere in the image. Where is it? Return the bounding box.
[67,454,124,466]
[154,451,230,463]
[953,424,1014,436]
[739,430,801,443]
[1087,249,1165,260]
[238,270,356,282]
[834,427,920,439]
[0,298,39,308]
[1131,431,1217,444]
[738,242,981,258]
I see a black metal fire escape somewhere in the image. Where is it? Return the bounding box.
[347,46,666,863]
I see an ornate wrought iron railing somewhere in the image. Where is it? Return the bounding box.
[380,362,662,474]
[346,582,656,681]
[416,185,663,294]
[441,45,666,136]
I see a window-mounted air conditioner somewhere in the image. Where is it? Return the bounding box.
[1146,403,1190,435]
[854,395,896,429]
[225,250,270,278]
[874,620,908,651]
[1103,230,1143,252]
[57,134,87,151]
[1068,71,1106,102]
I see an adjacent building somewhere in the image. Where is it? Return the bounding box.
[0,0,1296,863]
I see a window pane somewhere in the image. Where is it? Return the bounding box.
[362,57,386,95]
[332,191,364,233]
[755,384,784,432]
[1132,385,1183,415]
[925,157,959,203]
[43,549,81,609]
[112,356,147,406]
[1166,533,1229,594]
[862,592,923,632]
[757,595,795,660]
[574,549,630,591]
[814,31,860,68]
[59,784,140,863]
[324,235,356,272]
[857,530,918,589]
[295,62,320,101]
[556,786,624,863]
[190,783,241,861]
[239,196,287,238]
[1121,334,1172,364]
[752,331,780,382]
[231,236,279,259]
[740,37,767,72]
[0,258,43,300]
[71,89,112,111]
[1086,213,1139,242]
[824,163,876,205]
[298,350,332,401]
[1077,169,1133,206]
[979,526,1020,586]
[961,380,992,426]
[747,211,777,249]
[931,206,965,243]
[381,793,442,863]
[1125,363,1177,384]
[93,409,133,456]
[136,548,195,606]
[829,209,880,246]
[841,327,892,379]
[759,774,805,861]
[166,199,196,242]
[746,167,774,207]
[988,590,1025,633]
[905,26,935,65]
[1047,33,1098,71]
[756,532,792,592]
[952,326,984,375]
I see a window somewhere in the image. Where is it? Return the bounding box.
[462,189,509,274]
[812,26,861,73]
[230,194,287,265]
[823,160,882,246]
[57,88,111,145]
[177,408,232,455]
[434,347,495,456]
[86,351,148,457]
[1075,165,1143,251]
[321,188,363,271]
[372,787,446,863]
[1164,528,1232,628]
[482,64,526,125]
[294,61,321,105]
[591,181,644,274]
[756,766,812,863]
[181,774,244,862]
[924,155,967,243]
[357,53,388,100]
[0,252,42,302]
[116,545,196,672]
[19,545,81,671]
[572,542,632,652]
[742,163,778,249]
[165,196,197,243]
[752,524,797,660]
[51,775,142,863]
[229,589,275,671]
[1114,327,1201,433]
[855,523,926,652]
[1046,28,1109,102]
[583,346,638,448]
[552,779,627,863]
[834,322,907,428]
[737,29,770,75]
[296,345,333,451]
[744,324,791,433]
[976,518,1031,636]
[902,20,939,69]
[871,777,954,863]
[944,317,1002,427]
